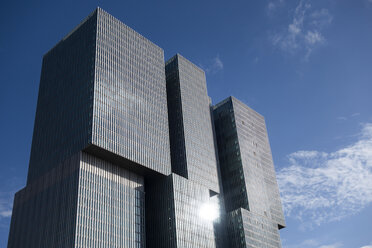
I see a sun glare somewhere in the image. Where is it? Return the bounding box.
[199,202,219,221]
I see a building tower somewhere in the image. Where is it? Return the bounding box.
[8,8,171,247]
[213,97,285,248]
[145,54,222,248]
[8,8,285,248]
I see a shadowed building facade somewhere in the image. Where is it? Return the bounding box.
[8,8,285,248]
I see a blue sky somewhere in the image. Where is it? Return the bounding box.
[1,0,371,247]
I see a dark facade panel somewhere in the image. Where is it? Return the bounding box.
[226,209,246,248]
[165,57,188,178]
[213,99,249,212]
[145,175,177,248]
[27,11,97,184]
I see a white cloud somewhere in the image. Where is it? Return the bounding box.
[360,246,372,248]
[337,113,362,121]
[204,55,224,74]
[310,8,333,27]
[268,2,276,11]
[319,243,343,248]
[284,238,320,248]
[277,123,372,226]
[272,0,309,52]
[285,239,344,248]
[0,210,12,218]
[270,0,332,60]
[289,150,325,159]
[305,30,324,45]
[267,0,285,14]
[213,56,224,70]
[0,192,14,219]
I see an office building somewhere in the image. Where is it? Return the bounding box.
[145,54,221,248]
[9,8,168,248]
[8,7,285,248]
[213,97,285,247]
[165,54,220,193]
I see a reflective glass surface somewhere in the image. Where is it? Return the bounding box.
[75,153,145,248]
[92,9,171,176]
[146,173,217,248]
[8,8,285,248]
[213,97,285,248]
[166,54,219,193]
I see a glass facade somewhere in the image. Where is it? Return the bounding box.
[27,11,97,184]
[226,208,282,248]
[213,99,249,212]
[9,8,158,248]
[8,154,81,247]
[146,173,217,248]
[27,8,171,184]
[8,8,285,248]
[92,9,171,176]
[165,54,219,193]
[9,152,145,248]
[75,153,145,248]
[213,97,285,248]
[172,174,217,247]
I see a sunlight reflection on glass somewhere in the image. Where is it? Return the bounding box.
[199,202,219,221]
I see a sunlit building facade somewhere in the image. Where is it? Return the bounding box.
[146,54,222,248]
[9,8,167,248]
[213,97,285,248]
[8,7,285,248]
[165,54,220,193]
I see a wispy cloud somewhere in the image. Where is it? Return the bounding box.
[337,113,361,121]
[305,30,324,45]
[203,55,224,74]
[277,123,372,227]
[0,191,14,219]
[267,0,285,14]
[285,239,343,248]
[213,56,224,70]
[319,243,343,248]
[337,116,347,121]
[361,245,372,248]
[283,238,319,248]
[270,0,332,60]
[310,8,333,27]
[268,2,276,11]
